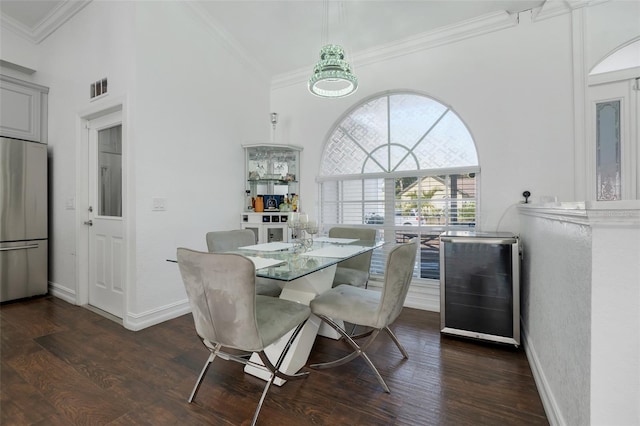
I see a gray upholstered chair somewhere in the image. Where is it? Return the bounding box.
[309,238,418,393]
[177,248,311,426]
[206,229,282,297]
[328,227,377,288]
[206,229,255,252]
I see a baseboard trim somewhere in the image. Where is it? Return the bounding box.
[522,325,565,426]
[405,283,440,312]
[369,279,440,312]
[123,299,192,331]
[48,281,76,304]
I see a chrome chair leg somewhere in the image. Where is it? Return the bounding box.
[349,327,374,340]
[250,320,310,426]
[188,351,215,403]
[190,321,310,424]
[359,351,391,393]
[310,316,391,393]
[310,316,366,368]
[384,326,409,359]
[252,373,275,426]
[258,320,310,381]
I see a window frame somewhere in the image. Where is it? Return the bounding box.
[317,91,480,284]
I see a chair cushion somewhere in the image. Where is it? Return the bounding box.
[256,295,311,347]
[310,285,381,328]
[332,266,369,288]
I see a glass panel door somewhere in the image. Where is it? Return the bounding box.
[97,124,122,216]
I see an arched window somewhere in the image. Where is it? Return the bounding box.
[318,91,479,281]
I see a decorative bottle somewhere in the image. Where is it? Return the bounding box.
[254,196,264,213]
[245,190,253,211]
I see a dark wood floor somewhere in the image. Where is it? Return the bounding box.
[1,296,548,425]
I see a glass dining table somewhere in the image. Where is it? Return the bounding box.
[224,237,384,385]
[228,237,382,280]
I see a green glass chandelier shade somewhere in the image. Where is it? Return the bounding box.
[308,44,358,98]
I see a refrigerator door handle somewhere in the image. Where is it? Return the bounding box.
[0,244,39,251]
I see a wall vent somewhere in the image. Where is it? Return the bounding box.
[90,78,107,99]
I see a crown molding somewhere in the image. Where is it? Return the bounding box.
[533,0,610,21]
[184,1,270,85]
[532,0,571,21]
[273,2,612,90]
[272,10,520,90]
[1,0,92,44]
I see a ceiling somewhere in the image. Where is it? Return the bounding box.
[1,0,547,78]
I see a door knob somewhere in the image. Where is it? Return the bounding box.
[84,220,93,226]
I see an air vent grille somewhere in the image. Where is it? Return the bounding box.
[90,78,107,99]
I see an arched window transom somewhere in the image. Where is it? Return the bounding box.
[318,92,480,282]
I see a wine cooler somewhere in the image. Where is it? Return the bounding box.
[439,231,521,347]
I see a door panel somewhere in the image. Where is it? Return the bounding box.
[0,138,47,241]
[88,112,123,318]
[0,240,47,302]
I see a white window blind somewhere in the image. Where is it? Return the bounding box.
[319,92,479,281]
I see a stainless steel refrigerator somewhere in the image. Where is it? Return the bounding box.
[0,137,48,302]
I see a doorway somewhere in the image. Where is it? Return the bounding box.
[78,109,125,319]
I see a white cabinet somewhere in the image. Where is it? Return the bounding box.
[241,144,302,244]
[241,212,291,244]
[243,143,302,212]
[0,75,49,143]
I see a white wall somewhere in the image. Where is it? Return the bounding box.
[130,2,270,322]
[519,207,592,425]
[520,202,640,426]
[589,215,640,425]
[33,1,138,303]
[270,11,575,234]
[585,0,640,72]
[6,1,270,328]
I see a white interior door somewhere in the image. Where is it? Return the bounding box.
[87,112,124,318]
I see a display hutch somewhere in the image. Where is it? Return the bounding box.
[241,144,302,244]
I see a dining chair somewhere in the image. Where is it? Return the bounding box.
[176,248,311,426]
[206,229,282,297]
[309,238,418,393]
[328,227,377,288]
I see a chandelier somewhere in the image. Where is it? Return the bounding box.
[308,2,358,98]
[308,44,358,98]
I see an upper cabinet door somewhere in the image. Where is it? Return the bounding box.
[0,75,49,143]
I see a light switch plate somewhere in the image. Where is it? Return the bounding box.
[152,197,167,211]
[65,197,76,210]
